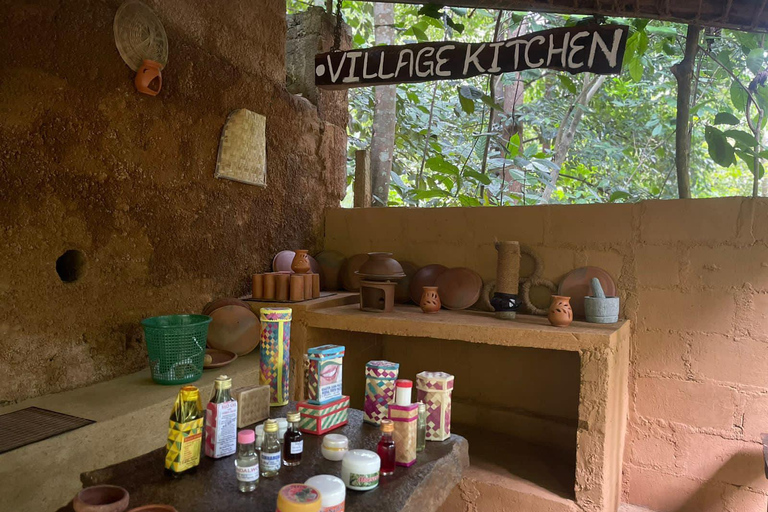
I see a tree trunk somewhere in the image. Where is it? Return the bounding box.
[370,3,396,206]
[540,74,606,203]
[671,25,700,199]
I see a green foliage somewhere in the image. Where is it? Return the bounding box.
[287,0,762,205]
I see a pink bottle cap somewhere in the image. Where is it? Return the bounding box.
[238,429,255,444]
[395,379,413,388]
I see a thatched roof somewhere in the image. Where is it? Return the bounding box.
[365,0,768,33]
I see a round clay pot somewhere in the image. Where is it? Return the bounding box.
[207,305,260,355]
[291,250,311,274]
[395,261,418,304]
[434,267,483,310]
[357,252,405,279]
[273,250,320,274]
[548,295,573,327]
[127,506,177,512]
[340,253,369,292]
[73,485,129,512]
[409,264,448,304]
[420,286,441,313]
[315,250,346,290]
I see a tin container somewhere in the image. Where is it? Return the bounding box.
[363,360,399,425]
[415,371,454,441]
[259,308,292,406]
[298,395,350,435]
[307,345,345,405]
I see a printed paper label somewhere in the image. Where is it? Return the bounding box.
[261,451,281,471]
[290,440,304,454]
[236,463,259,482]
[349,471,379,489]
[205,400,238,458]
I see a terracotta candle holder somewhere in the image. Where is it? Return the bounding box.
[252,274,263,300]
[290,274,304,302]
[303,273,313,300]
[419,286,441,313]
[263,273,276,300]
[548,295,573,327]
[312,273,321,298]
[291,249,311,274]
[275,273,290,301]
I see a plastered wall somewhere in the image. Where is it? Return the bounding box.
[0,0,346,404]
[324,197,768,511]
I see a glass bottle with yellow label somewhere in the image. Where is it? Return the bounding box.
[165,386,204,477]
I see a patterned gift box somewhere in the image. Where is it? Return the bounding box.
[259,308,292,406]
[298,395,350,435]
[307,344,345,405]
[416,371,454,441]
[364,360,400,425]
[389,403,418,467]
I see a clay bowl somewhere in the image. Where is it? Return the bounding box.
[272,250,320,274]
[395,261,419,303]
[204,348,238,369]
[558,266,616,319]
[435,267,483,310]
[127,507,177,512]
[356,252,405,279]
[409,264,448,304]
[207,304,260,356]
[202,297,250,317]
[73,485,129,512]
[315,250,346,290]
[340,253,369,292]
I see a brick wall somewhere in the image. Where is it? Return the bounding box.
[324,197,768,511]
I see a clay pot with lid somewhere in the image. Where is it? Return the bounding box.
[548,295,573,327]
[291,250,311,274]
[73,485,129,512]
[356,252,405,280]
[420,286,441,313]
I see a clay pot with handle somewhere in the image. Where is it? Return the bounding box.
[548,295,573,327]
[420,286,441,313]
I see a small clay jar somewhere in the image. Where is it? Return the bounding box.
[291,250,311,274]
[548,295,573,327]
[420,286,441,313]
[73,485,129,512]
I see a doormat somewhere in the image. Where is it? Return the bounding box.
[0,407,94,454]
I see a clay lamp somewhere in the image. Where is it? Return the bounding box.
[73,485,129,512]
[355,253,405,313]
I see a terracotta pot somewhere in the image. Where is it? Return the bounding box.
[276,273,290,301]
[420,286,441,313]
[251,274,263,299]
[357,252,405,278]
[73,485,129,512]
[263,273,276,300]
[303,273,313,300]
[291,250,311,274]
[548,295,573,327]
[409,264,447,304]
[290,274,304,301]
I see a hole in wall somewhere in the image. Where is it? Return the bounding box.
[56,249,86,283]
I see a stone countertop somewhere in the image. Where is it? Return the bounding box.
[57,405,469,512]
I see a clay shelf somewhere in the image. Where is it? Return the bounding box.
[302,303,629,352]
[452,422,577,505]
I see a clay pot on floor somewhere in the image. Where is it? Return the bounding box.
[127,506,178,512]
[420,286,441,313]
[291,250,311,274]
[73,485,129,512]
[548,295,573,327]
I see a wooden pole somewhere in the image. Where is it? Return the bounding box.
[671,25,700,199]
[354,149,372,208]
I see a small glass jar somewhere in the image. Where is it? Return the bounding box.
[341,449,380,491]
[254,424,265,449]
[235,429,259,492]
[321,434,349,461]
[276,418,288,439]
[305,475,346,512]
[283,412,303,466]
[417,402,427,452]
[260,419,281,478]
[377,419,396,476]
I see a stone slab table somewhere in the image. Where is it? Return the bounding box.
[57,405,468,512]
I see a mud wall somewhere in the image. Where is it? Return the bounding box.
[0,0,346,403]
[325,198,768,511]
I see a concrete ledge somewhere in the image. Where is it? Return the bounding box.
[0,354,259,512]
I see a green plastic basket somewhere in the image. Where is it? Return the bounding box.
[141,314,212,385]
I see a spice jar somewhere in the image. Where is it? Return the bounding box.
[341,450,380,491]
[321,434,349,461]
[305,475,346,512]
[276,483,322,512]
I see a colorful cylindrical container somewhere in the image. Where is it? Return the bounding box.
[260,308,292,406]
[415,371,455,441]
[276,483,322,512]
[364,360,400,425]
[389,403,418,467]
[308,345,345,405]
[305,475,346,512]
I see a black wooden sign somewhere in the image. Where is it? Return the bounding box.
[316,24,628,90]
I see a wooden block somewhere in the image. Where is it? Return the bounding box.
[354,149,371,208]
[233,384,270,428]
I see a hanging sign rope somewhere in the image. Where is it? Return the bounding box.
[316,24,628,90]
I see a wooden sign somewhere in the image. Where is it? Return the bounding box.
[316,24,628,90]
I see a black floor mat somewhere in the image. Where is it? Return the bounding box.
[0,406,94,454]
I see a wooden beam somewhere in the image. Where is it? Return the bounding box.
[354,149,372,208]
[351,0,768,33]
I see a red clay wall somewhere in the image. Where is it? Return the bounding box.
[325,198,768,511]
[0,0,346,404]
